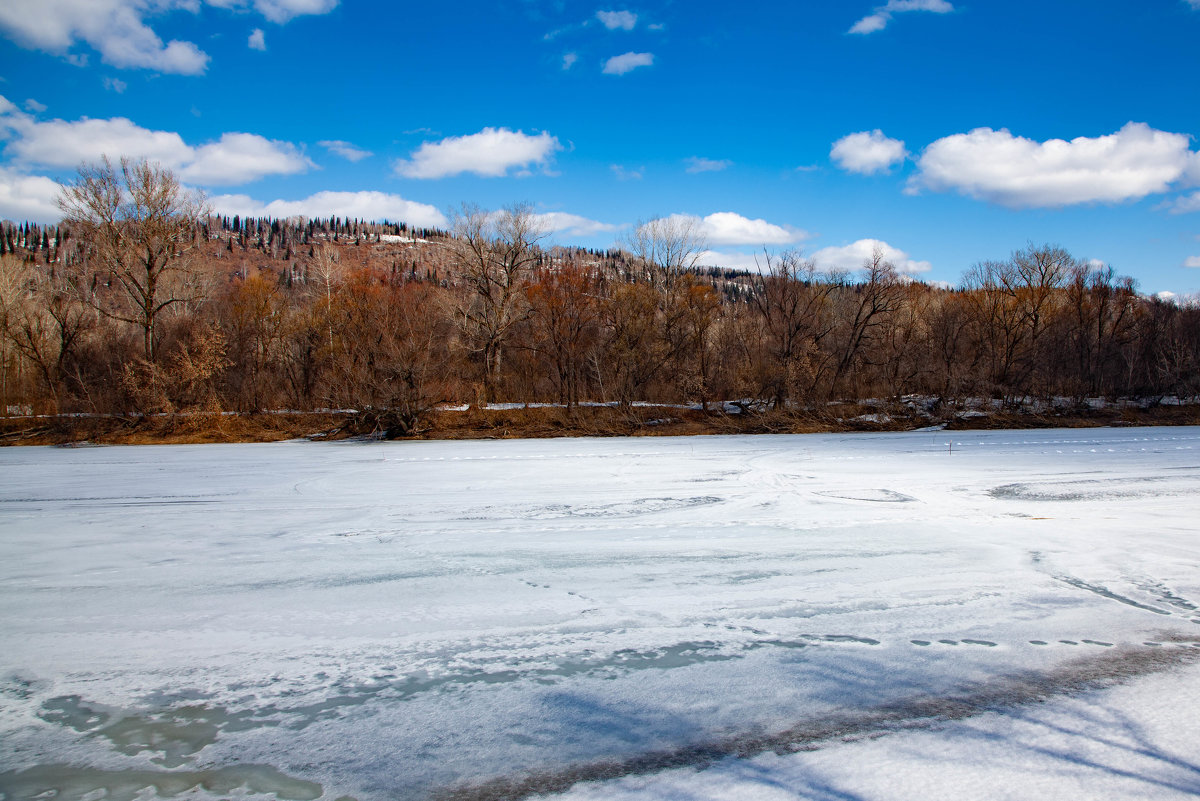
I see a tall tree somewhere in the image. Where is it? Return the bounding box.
[621,215,707,287]
[526,263,601,407]
[58,157,208,362]
[448,202,547,403]
[748,250,834,408]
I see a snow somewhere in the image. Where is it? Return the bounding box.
[1,427,1199,801]
[377,235,428,244]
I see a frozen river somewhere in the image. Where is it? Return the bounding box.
[2,428,1200,800]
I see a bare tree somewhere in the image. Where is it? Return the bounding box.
[748,250,834,409]
[6,263,94,408]
[621,215,708,287]
[310,243,343,360]
[827,247,904,399]
[0,255,32,412]
[526,263,601,407]
[58,157,208,362]
[447,202,547,403]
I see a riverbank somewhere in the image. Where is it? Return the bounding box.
[2,399,1198,446]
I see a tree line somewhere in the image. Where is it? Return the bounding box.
[1,158,1197,433]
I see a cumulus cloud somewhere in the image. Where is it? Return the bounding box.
[696,249,770,272]
[0,101,313,186]
[849,0,953,34]
[5,114,195,168]
[669,212,806,247]
[534,212,619,238]
[0,0,210,74]
[0,0,338,75]
[1185,256,1200,268]
[210,190,446,228]
[103,77,127,93]
[394,128,561,179]
[685,157,732,174]
[562,52,578,70]
[603,51,654,75]
[831,130,907,174]
[180,133,312,184]
[319,139,372,162]
[0,167,65,222]
[810,238,932,274]
[248,28,266,50]
[596,10,637,30]
[23,99,47,113]
[908,122,1198,208]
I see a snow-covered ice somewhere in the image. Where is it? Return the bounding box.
[1,428,1199,800]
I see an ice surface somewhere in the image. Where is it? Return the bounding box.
[1,428,1199,800]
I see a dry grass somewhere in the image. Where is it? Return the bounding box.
[1,402,1197,447]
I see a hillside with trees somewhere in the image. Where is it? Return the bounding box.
[1,159,1198,443]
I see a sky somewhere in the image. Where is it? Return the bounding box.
[0,0,1198,297]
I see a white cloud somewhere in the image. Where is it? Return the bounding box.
[248,28,266,50]
[103,76,127,93]
[889,0,954,10]
[180,133,312,184]
[203,0,339,22]
[697,249,769,272]
[0,0,211,74]
[849,0,953,34]
[211,190,446,228]
[685,157,732,174]
[1165,191,1200,214]
[849,13,889,34]
[562,52,578,70]
[811,238,932,274]
[908,122,1198,208]
[0,167,65,222]
[0,0,337,75]
[535,212,619,238]
[1187,0,1200,9]
[831,130,907,174]
[603,51,654,75]
[596,10,637,30]
[1184,256,1200,269]
[394,128,561,179]
[6,114,195,168]
[245,0,338,24]
[0,103,312,186]
[611,164,643,181]
[318,140,371,162]
[671,212,806,247]
[23,98,46,113]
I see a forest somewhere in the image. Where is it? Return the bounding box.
[1,158,1198,439]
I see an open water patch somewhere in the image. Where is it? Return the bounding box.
[0,764,322,801]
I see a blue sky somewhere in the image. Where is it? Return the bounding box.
[1,0,1199,296]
